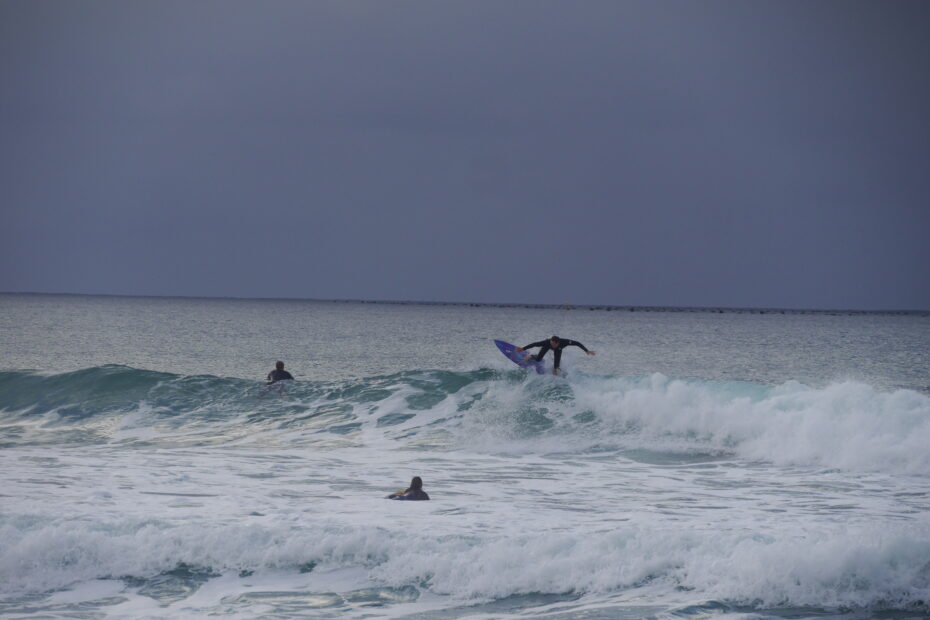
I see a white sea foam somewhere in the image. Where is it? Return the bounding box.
[2,516,928,611]
[444,373,930,474]
[578,374,930,473]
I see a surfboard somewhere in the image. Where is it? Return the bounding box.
[494,340,547,374]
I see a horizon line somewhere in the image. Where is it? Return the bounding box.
[1,290,927,315]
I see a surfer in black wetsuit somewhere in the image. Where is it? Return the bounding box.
[387,476,430,501]
[266,361,294,384]
[517,336,595,375]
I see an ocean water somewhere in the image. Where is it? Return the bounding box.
[1,293,929,619]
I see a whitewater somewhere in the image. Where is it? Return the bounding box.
[1,294,928,619]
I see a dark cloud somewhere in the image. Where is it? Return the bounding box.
[2,1,928,309]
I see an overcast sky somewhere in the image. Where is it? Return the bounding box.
[2,1,928,309]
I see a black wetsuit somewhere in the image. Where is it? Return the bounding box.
[521,339,589,371]
[387,488,430,501]
[266,369,294,383]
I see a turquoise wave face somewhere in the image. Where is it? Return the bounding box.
[0,365,601,450]
[0,365,512,448]
[2,366,929,475]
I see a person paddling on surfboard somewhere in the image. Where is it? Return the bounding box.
[386,476,430,501]
[266,361,294,384]
[516,336,595,375]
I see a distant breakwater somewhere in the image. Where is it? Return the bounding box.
[336,298,929,317]
[4,291,927,316]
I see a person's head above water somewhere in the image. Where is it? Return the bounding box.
[275,361,285,370]
[549,336,561,347]
[409,476,423,490]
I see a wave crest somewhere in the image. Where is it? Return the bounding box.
[2,367,928,474]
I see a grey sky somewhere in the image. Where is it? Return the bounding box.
[2,1,928,309]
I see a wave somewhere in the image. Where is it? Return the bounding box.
[2,366,929,474]
[565,373,930,474]
[1,514,928,613]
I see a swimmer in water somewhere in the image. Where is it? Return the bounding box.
[387,476,430,501]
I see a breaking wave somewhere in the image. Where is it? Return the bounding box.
[2,365,929,474]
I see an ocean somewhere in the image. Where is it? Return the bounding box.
[1,293,928,619]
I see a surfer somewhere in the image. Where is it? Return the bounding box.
[387,476,430,501]
[266,361,294,384]
[516,336,595,375]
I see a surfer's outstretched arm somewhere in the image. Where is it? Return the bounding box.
[516,341,547,353]
[562,339,595,355]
